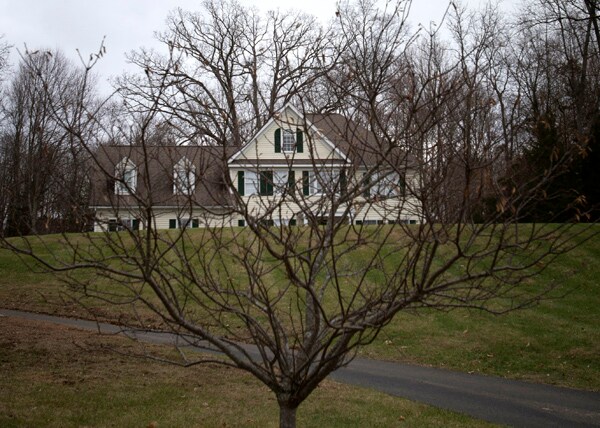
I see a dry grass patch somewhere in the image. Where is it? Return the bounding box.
[0,315,492,427]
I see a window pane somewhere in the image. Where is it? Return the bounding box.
[245,171,259,195]
[283,130,295,152]
[115,159,136,195]
[174,159,196,195]
[273,171,288,194]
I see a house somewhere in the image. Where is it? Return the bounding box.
[90,104,421,231]
[90,145,235,231]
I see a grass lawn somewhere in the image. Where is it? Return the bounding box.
[360,230,600,390]
[0,225,598,393]
[0,316,494,427]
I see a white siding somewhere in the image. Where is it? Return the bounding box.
[235,106,343,163]
[94,208,235,231]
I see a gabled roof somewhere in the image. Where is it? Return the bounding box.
[305,113,416,169]
[228,103,349,165]
[90,108,416,210]
[228,103,415,169]
[90,145,235,208]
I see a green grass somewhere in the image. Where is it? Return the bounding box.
[359,233,600,390]
[0,225,599,392]
[0,316,493,427]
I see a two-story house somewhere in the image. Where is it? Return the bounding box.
[91,104,421,231]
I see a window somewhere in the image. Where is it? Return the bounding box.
[169,218,199,229]
[377,172,404,197]
[274,128,303,153]
[115,158,137,195]
[244,171,260,195]
[179,218,193,229]
[273,170,291,195]
[173,158,196,195]
[108,218,139,232]
[363,171,405,199]
[310,169,340,195]
[300,169,344,196]
[358,220,382,225]
[282,130,295,152]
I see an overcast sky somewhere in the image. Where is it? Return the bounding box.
[0,0,517,95]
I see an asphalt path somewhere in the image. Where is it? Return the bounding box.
[2,308,599,427]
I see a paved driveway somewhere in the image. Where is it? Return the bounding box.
[2,308,599,427]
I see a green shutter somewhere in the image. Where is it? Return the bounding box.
[238,219,245,227]
[296,129,303,153]
[289,219,297,226]
[192,219,199,228]
[340,170,347,194]
[288,170,295,191]
[237,171,245,196]
[133,219,140,230]
[260,171,273,196]
[266,171,273,195]
[275,128,281,153]
[260,172,266,195]
[399,175,406,194]
[362,173,370,198]
[169,219,177,229]
[302,171,310,196]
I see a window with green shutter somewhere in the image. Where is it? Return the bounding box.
[192,219,199,228]
[283,130,295,152]
[169,219,177,229]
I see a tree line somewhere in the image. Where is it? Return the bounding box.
[0,0,597,236]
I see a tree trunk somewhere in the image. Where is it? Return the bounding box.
[278,402,298,428]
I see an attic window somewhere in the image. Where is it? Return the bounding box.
[115,158,137,195]
[275,128,303,153]
[282,130,295,152]
[173,157,196,195]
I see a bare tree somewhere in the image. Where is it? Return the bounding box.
[0,49,101,236]
[0,35,9,77]
[1,2,598,428]
[507,0,600,221]
[118,0,334,146]
[0,35,12,233]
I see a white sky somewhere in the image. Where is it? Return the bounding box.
[0,0,517,95]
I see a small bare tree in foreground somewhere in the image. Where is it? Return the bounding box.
[1,1,599,427]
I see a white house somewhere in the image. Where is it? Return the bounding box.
[90,104,421,231]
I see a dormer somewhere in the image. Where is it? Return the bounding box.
[115,158,137,195]
[173,157,196,195]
